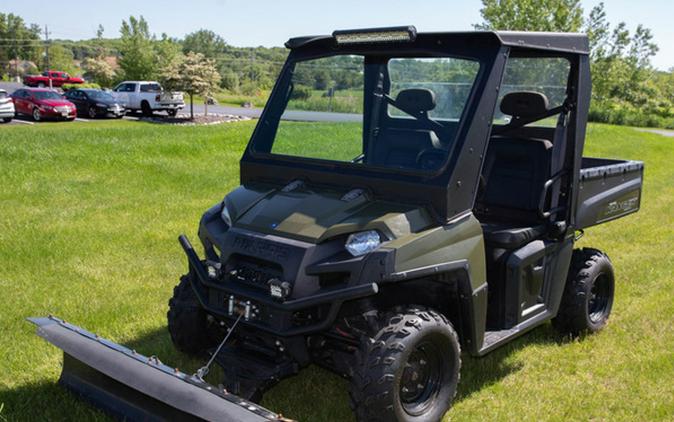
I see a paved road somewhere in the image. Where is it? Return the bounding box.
[636,128,674,138]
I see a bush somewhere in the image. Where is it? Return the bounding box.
[289,85,312,101]
[62,82,101,91]
[589,100,674,129]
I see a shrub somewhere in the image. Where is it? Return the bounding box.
[62,82,101,91]
[289,85,312,101]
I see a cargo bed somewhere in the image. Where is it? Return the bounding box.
[575,157,644,229]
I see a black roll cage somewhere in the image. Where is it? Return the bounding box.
[240,30,591,225]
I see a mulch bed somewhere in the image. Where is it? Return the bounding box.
[136,113,251,125]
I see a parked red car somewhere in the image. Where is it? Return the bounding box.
[11,88,77,121]
[23,70,84,88]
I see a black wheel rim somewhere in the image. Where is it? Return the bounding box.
[399,340,444,416]
[588,273,611,323]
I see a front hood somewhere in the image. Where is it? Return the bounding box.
[225,184,434,243]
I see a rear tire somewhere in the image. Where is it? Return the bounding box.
[167,274,219,355]
[167,109,178,117]
[37,82,45,88]
[2,117,11,123]
[552,248,615,336]
[141,100,152,117]
[349,308,461,422]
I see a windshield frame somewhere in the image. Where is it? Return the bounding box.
[248,47,487,180]
[85,90,115,101]
[241,33,505,221]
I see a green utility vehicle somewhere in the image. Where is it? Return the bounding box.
[31,26,643,422]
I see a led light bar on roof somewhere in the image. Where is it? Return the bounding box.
[333,26,417,45]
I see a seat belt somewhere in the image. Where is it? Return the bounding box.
[547,104,572,220]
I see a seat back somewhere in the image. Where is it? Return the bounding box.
[370,128,440,168]
[477,136,552,224]
[368,88,443,169]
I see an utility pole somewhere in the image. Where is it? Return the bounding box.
[44,25,52,88]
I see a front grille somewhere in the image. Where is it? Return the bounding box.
[225,255,283,290]
[55,106,70,112]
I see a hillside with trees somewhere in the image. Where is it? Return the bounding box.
[1,5,673,128]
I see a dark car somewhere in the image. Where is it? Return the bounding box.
[64,89,125,119]
[11,88,76,121]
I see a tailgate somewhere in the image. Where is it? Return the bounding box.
[160,91,184,103]
[575,158,644,229]
[29,316,286,422]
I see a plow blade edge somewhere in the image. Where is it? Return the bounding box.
[28,316,286,422]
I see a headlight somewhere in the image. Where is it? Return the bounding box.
[345,230,381,256]
[220,204,232,226]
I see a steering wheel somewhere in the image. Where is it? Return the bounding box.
[416,149,447,171]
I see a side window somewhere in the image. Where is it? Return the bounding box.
[116,83,135,92]
[140,83,161,93]
[41,71,48,77]
[495,57,571,125]
[387,58,480,121]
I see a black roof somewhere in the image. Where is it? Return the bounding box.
[286,28,589,55]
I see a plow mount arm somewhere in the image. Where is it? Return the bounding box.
[28,316,291,422]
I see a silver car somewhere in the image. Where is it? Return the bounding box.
[0,89,15,123]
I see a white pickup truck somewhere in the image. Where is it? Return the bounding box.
[112,81,184,116]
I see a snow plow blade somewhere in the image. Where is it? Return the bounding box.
[28,316,288,422]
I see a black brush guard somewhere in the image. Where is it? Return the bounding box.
[28,316,290,422]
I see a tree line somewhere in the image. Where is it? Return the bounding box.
[1,3,673,128]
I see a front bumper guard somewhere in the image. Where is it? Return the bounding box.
[179,234,379,334]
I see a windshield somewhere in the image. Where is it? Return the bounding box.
[87,91,115,101]
[253,53,480,173]
[32,91,63,100]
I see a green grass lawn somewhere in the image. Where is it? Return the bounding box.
[0,120,672,421]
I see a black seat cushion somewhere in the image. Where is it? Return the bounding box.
[481,223,546,249]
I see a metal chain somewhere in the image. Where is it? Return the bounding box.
[195,313,243,380]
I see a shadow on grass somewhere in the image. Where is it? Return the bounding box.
[3,322,567,421]
[455,323,564,403]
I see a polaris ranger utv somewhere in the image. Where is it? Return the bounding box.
[31,27,643,422]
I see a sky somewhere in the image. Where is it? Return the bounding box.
[3,0,673,70]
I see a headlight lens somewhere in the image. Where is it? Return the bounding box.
[345,230,381,256]
[220,204,232,226]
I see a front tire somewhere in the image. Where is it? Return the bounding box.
[552,248,615,336]
[167,274,219,355]
[32,108,41,121]
[350,308,461,422]
[88,106,98,119]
